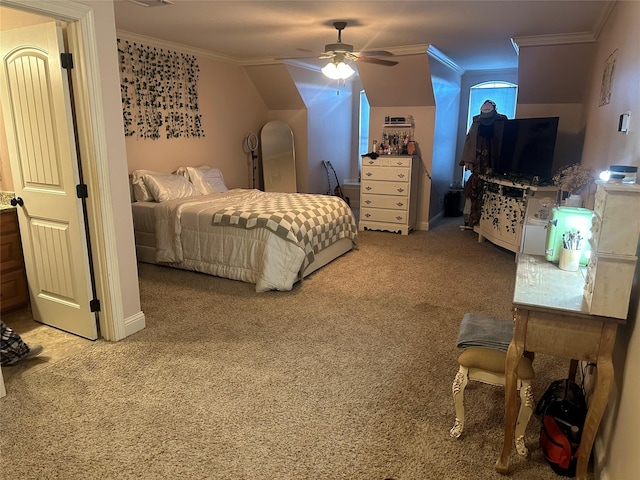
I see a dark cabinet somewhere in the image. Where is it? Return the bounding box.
[1,209,29,314]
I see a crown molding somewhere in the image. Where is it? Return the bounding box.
[427,45,465,75]
[591,1,617,40]
[512,31,597,51]
[382,44,430,57]
[116,29,246,64]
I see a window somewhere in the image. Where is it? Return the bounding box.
[467,81,517,130]
[359,90,370,156]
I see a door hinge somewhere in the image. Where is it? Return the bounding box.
[61,52,74,70]
[90,298,101,313]
[76,183,88,199]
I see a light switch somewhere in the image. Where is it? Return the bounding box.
[618,112,630,133]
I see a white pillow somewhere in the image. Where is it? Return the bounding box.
[142,173,201,202]
[131,169,161,202]
[186,166,228,194]
[174,165,210,179]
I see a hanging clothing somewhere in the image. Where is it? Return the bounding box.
[459,106,507,227]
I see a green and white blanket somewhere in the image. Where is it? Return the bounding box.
[211,191,357,271]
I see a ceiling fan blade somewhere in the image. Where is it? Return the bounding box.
[276,53,325,61]
[357,50,395,57]
[356,56,398,67]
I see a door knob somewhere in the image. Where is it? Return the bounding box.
[10,196,24,207]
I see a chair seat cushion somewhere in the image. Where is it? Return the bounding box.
[458,347,534,379]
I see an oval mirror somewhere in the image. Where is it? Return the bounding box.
[260,120,297,193]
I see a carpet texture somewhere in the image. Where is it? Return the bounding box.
[0,218,569,479]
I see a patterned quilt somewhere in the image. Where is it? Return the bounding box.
[211,191,358,271]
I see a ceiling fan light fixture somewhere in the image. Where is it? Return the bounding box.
[321,61,355,80]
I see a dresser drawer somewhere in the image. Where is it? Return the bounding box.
[590,205,640,256]
[362,156,413,168]
[362,165,410,182]
[361,194,409,210]
[361,207,409,224]
[584,253,637,319]
[361,180,410,196]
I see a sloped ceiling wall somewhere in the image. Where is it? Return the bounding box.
[517,42,596,104]
[516,41,598,173]
[356,53,435,107]
[244,64,306,110]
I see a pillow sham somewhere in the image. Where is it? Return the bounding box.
[142,172,201,202]
[186,166,228,194]
[131,169,162,202]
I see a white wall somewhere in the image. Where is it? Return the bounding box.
[287,65,353,195]
[121,33,270,190]
[578,2,640,479]
[428,56,462,220]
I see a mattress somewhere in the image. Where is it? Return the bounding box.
[131,190,357,292]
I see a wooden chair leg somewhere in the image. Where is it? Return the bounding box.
[450,365,468,438]
[514,379,535,456]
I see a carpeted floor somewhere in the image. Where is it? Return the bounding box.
[0,218,572,479]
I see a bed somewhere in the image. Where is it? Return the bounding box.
[130,167,357,292]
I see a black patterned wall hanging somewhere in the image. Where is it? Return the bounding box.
[117,38,205,139]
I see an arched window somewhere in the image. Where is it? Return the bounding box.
[467,81,517,130]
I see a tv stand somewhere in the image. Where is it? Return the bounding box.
[474,176,558,258]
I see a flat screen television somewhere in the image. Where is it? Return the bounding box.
[495,116,559,182]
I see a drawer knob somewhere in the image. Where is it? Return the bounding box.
[10,197,24,207]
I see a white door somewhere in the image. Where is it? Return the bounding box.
[0,22,97,339]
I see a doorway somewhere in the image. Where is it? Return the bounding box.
[0,1,136,343]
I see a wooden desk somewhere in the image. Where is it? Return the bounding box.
[495,254,622,480]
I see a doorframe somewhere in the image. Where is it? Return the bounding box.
[3,0,126,341]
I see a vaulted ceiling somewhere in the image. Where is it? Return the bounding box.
[113,0,614,72]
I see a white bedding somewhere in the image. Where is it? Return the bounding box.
[133,189,357,292]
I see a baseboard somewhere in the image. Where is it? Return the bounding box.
[124,310,146,337]
[594,434,608,480]
[416,218,432,231]
[425,211,445,229]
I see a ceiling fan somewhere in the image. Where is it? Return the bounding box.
[283,21,397,79]
[319,21,398,68]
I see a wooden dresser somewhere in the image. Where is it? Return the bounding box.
[359,155,419,235]
[1,208,29,314]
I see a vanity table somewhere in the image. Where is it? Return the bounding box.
[495,254,623,480]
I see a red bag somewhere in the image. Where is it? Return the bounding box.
[536,379,587,477]
[540,414,579,476]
